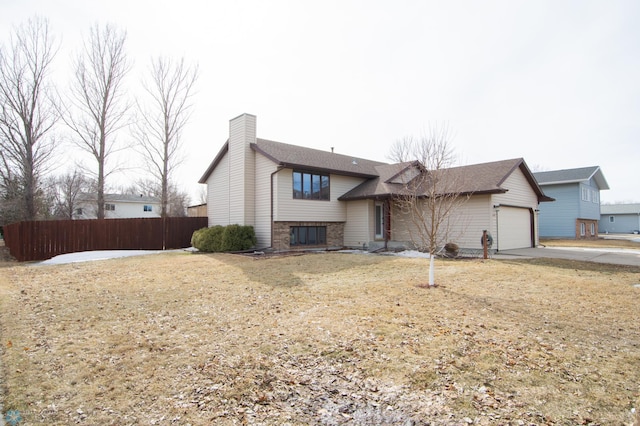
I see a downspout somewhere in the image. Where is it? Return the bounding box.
[270,166,283,249]
[494,205,500,252]
[227,149,231,225]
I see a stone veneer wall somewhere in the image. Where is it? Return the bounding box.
[272,221,345,250]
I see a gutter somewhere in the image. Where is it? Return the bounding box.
[270,166,284,249]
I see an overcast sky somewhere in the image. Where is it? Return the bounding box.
[3,0,639,203]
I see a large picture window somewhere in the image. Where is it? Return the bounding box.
[293,171,329,200]
[290,226,327,246]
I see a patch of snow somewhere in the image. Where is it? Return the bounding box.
[38,250,172,265]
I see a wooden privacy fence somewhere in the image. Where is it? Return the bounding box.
[3,217,208,262]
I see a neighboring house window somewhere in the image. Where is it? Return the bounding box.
[292,171,329,200]
[144,205,153,212]
[375,203,384,239]
[580,222,586,236]
[590,223,595,235]
[290,226,327,246]
[609,216,615,223]
[591,190,599,203]
[105,203,116,211]
[581,186,590,202]
[75,208,83,215]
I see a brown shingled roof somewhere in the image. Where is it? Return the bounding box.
[199,135,551,203]
[252,139,385,178]
[340,158,552,202]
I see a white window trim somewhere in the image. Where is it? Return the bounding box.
[374,203,384,240]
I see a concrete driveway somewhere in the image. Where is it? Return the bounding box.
[497,246,640,267]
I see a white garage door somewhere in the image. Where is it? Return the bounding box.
[498,207,532,250]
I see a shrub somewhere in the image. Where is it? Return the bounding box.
[221,224,257,251]
[191,225,256,252]
[190,227,207,248]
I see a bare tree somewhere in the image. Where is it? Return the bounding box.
[65,24,131,219]
[119,178,190,217]
[0,17,59,222]
[389,125,469,287]
[133,57,198,218]
[196,185,207,205]
[50,169,91,219]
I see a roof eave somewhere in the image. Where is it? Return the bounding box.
[198,140,229,183]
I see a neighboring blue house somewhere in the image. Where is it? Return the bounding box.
[533,166,609,238]
[599,204,640,234]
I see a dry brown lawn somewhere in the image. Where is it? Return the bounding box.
[1,251,639,425]
[541,237,640,249]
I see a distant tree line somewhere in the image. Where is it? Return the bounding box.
[0,17,198,226]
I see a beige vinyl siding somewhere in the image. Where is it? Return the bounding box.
[344,200,373,247]
[274,170,366,222]
[254,154,278,248]
[448,195,493,249]
[492,168,538,207]
[390,195,492,250]
[228,115,256,225]
[491,168,539,248]
[207,151,229,226]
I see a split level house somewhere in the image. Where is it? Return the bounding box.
[199,114,553,252]
[533,166,609,239]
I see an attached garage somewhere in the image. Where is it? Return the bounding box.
[497,206,533,250]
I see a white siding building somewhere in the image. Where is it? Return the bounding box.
[75,194,161,219]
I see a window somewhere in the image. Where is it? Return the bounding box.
[375,203,384,239]
[144,205,153,212]
[609,216,615,223]
[592,190,599,204]
[290,226,327,246]
[105,203,116,211]
[75,208,83,215]
[580,222,586,236]
[293,171,329,200]
[590,223,595,235]
[581,186,590,202]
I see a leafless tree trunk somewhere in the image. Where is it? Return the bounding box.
[119,178,190,217]
[196,185,207,205]
[65,24,130,219]
[389,124,468,286]
[133,57,198,218]
[50,169,90,219]
[0,17,59,222]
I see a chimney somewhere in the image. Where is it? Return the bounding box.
[227,113,257,226]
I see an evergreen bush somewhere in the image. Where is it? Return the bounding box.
[191,225,256,252]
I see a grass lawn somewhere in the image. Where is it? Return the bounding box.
[1,251,639,425]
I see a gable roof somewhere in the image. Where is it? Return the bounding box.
[533,166,610,190]
[199,133,551,203]
[252,139,385,178]
[600,203,640,215]
[198,138,384,183]
[339,158,553,202]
